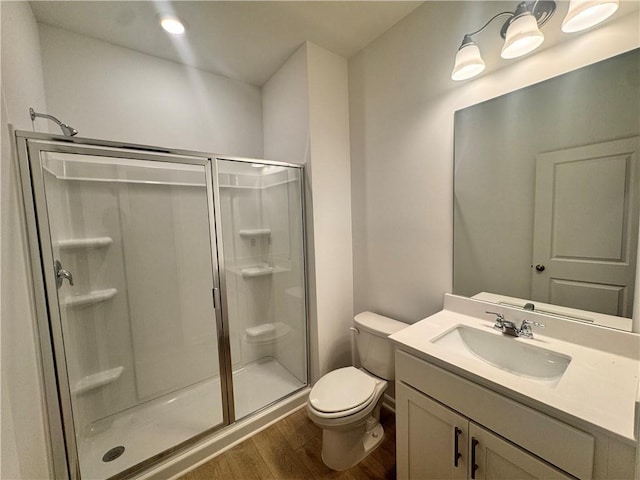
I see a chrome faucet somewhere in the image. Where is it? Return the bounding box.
[486,312,545,339]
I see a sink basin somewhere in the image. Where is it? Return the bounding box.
[432,325,571,381]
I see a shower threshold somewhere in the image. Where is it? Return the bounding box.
[78,357,304,479]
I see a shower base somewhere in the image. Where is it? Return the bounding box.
[78,357,304,479]
[233,357,306,419]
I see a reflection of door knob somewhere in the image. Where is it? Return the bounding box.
[535,264,546,272]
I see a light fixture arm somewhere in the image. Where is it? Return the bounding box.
[462,1,547,44]
[464,11,514,40]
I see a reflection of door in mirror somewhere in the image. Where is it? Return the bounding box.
[453,48,640,331]
[532,137,640,317]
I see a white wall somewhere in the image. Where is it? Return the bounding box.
[306,43,353,376]
[0,2,52,478]
[262,45,310,165]
[349,2,640,324]
[262,42,353,378]
[38,24,263,157]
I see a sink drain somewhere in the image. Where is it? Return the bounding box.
[102,446,125,462]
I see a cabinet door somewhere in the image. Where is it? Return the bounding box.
[397,382,468,480]
[469,423,573,480]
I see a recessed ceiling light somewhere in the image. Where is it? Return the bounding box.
[160,16,185,35]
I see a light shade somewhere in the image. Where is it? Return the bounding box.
[451,42,486,81]
[501,12,544,59]
[160,16,186,35]
[561,0,619,33]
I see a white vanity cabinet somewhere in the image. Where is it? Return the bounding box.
[394,349,638,480]
[397,381,572,480]
[396,381,468,480]
[468,421,572,480]
[391,295,639,480]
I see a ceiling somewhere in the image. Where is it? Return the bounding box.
[30,1,424,86]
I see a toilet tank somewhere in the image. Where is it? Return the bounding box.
[354,312,406,380]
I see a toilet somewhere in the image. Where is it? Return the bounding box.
[307,311,406,470]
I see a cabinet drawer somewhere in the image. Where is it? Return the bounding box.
[396,350,594,480]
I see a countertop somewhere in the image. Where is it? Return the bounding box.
[390,294,640,444]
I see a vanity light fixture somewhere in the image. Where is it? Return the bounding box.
[500,3,545,59]
[451,1,555,81]
[561,0,619,33]
[452,0,619,81]
[451,36,486,81]
[160,15,186,35]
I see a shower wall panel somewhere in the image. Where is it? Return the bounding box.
[46,170,223,425]
[121,184,219,400]
[265,176,306,382]
[44,172,137,426]
[218,182,276,369]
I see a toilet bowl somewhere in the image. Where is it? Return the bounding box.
[307,312,406,470]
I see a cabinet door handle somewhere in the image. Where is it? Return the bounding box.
[471,437,479,479]
[453,427,462,467]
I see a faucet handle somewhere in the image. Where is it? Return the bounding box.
[486,311,504,320]
[521,319,545,329]
[486,311,505,330]
[518,319,545,338]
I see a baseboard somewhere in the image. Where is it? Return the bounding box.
[382,392,396,413]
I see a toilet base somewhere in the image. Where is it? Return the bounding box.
[320,420,385,471]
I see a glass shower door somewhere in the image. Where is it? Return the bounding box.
[27,144,228,479]
[216,159,307,420]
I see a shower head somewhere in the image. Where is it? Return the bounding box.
[29,107,78,137]
[59,123,79,137]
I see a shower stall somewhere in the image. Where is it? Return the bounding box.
[16,132,308,479]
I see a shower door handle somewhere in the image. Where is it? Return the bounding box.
[54,260,74,289]
[212,287,220,309]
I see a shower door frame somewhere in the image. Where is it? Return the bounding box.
[15,131,235,480]
[210,157,310,424]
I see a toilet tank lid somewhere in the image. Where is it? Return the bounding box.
[354,311,406,336]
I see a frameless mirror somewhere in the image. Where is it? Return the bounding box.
[454,49,640,331]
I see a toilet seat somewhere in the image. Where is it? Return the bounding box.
[309,367,377,418]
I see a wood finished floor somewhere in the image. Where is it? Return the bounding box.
[179,407,396,480]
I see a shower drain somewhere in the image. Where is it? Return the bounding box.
[102,446,125,462]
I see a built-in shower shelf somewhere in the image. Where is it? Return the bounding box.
[239,228,271,238]
[72,366,124,396]
[241,265,287,278]
[57,236,113,250]
[63,288,117,308]
[244,322,292,344]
